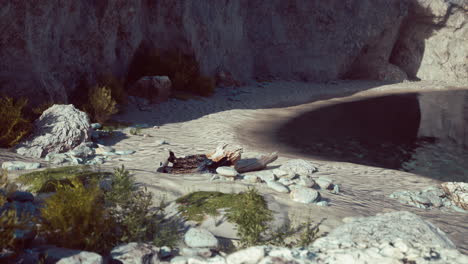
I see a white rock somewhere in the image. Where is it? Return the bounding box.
[315,177,333,190]
[1,161,40,171]
[441,182,468,210]
[290,188,320,204]
[184,228,219,248]
[44,247,103,264]
[15,104,91,158]
[110,242,159,264]
[171,256,188,264]
[242,174,261,183]
[226,246,265,264]
[297,176,315,188]
[216,167,238,177]
[278,177,294,186]
[267,181,290,193]
[316,201,329,207]
[252,171,276,182]
[279,159,318,178]
[272,168,289,178]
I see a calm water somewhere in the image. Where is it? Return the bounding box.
[276,90,468,182]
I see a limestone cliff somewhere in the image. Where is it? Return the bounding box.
[0,0,465,104]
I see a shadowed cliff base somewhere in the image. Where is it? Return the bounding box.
[270,90,468,182]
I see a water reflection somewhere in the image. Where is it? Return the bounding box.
[276,90,468,182]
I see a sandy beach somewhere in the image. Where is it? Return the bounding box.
[3,80,467,253]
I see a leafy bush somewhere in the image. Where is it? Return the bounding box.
[227,188,273,248]
[86,86,118,123]
[129,127,142,136]
[105,166,180,245]
[0,96,32,148]
[39,178,116,252]
[0,209,32,252]
[126,47,215,97]
[97,73,127,105]
[177,188,323,248]
[31,101,55,117]
[16,166,110,193]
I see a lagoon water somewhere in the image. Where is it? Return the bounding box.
[276,90,468,182]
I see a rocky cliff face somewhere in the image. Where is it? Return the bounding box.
[0,0,465,104]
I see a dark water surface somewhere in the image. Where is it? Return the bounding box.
[276,90,468,182]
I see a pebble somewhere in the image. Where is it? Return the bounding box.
[290,188,320,204]
[316,177,333,190]
[216,166,238,177]
[267,181,290,193]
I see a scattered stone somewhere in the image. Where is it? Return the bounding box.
[180,247,212,258]
[129,76,172,103]
[240,174,259,183]
[252,171,276,182]
[272,168,290,178]
[159,246,172,259]
[155,139,168,146]
[170,256,188,264]
[216,167,238,177]
[226,246,265,264]
[15,104,91,158]
[331,184,340,194]
[297,176,315,188]
[390,183,466,212]
[110,242,160,264]
[316,201,329,207]
[184,228,219,249]
[279,159,318,178]
[1,161,41,171]
[441,182,468,210]
[69,143,95,158]
[266,181,290,193]
[278,178,294,186]
[43,247,103,264]
[90,123,102,129]
[115,150,136,155]
[290,188,320,204]
[315,177,333,190]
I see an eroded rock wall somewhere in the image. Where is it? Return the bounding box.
[391,0,468,84]
[0,0,409,103]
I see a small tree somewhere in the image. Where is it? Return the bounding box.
[87,86,118,123]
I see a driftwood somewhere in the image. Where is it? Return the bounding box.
[157,143,243,174]
[234,152,278,173]
[206,143,243,164]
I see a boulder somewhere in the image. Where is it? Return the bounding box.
[251,171,277,182]
[311,211,467,264]
[315,177,334,190]
[290,188,320,204]
[110,242,160,264]
[1,161,41,171]
[226,246,265,264]
[128,76,172,103]
[441,182,468,210]
[184,228,219,249]
[15,105,91,158]
[7,191,34,203]
[266,181,290,193]
[279,159,318,178]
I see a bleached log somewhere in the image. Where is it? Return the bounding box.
[234,152,278,173]
[206,143,243,165]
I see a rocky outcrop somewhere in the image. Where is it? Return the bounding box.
[391,0,468,84]
[0,0,409,103]
[15,105,91,158]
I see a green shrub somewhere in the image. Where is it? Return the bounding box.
[177,188,323,249]
[16,166,110,193]
[31,101,55,117]
[129,127,142,136]
[39,178,116,252]
[105,166,180,245]
[0,209,32,252]
[87,86,118,123]
[97,73,127,105]
[227,188,273,248]
[0,96,32,148]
